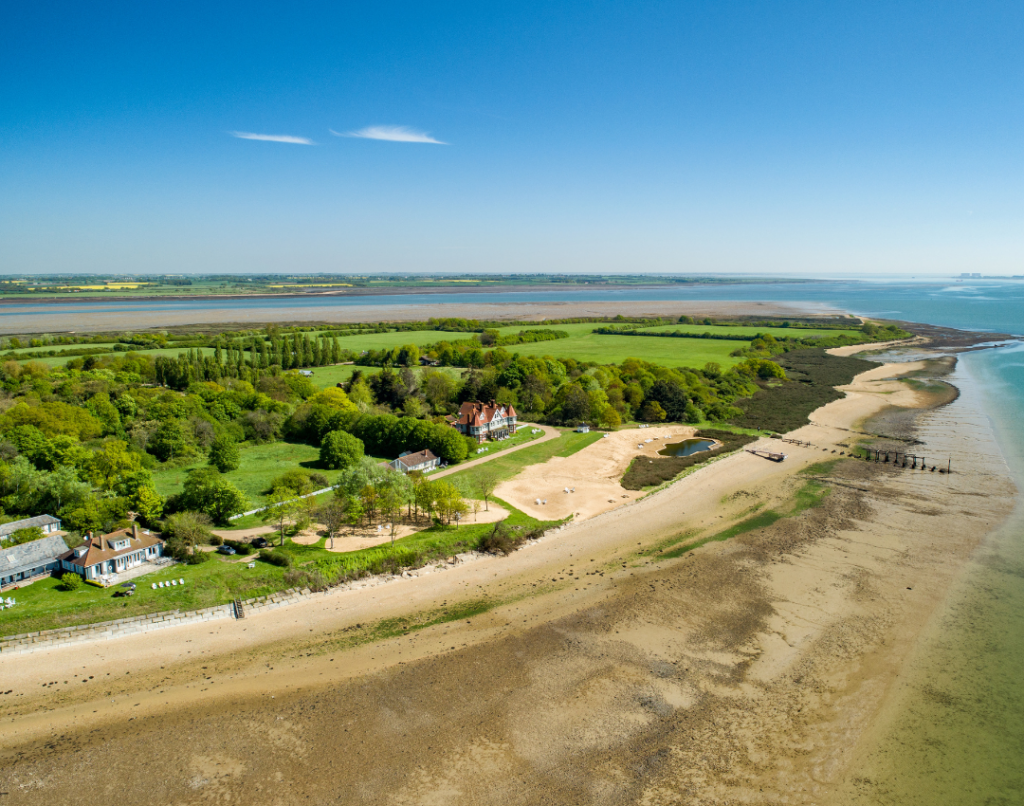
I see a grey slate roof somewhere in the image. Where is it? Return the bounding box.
[1,534,68,578]
[0,514,60,538]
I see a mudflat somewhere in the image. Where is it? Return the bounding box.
[0,356,1013,804]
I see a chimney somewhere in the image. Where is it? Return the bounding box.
[132,522,139,540]
[87,530,94,543]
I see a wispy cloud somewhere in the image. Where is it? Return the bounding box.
[230,131,314,145]
[332,125,447,144]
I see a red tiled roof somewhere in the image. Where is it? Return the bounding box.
[456,400,516,427]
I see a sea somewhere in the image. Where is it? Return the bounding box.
[5,279,1023,800]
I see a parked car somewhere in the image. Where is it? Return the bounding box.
[251,537,269,549]
[216,545,236,555]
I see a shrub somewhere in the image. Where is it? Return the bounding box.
[59,572,82,591]
[319,429,365,470]
[284,568,327,590]
[258,549,292,567]
[209,534,223,546]
[208,436,241,473]
[478,522,523,555]
[224,539,253,555]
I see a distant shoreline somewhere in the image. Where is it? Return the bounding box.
[0,280,814,307]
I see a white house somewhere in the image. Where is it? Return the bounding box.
[388,449,441,474]
[59,524,165,583]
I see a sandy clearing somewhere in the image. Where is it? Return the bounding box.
[495,424,698,521]
[288,501,511,552]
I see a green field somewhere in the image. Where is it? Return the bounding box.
[307,364,462,390]
[332,330,450,351]
[151,440,342,506]
[495,332,745,369]
[634,323,863,339]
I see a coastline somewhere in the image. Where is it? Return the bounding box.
[0,350,1015,804]
[0,298,837,335]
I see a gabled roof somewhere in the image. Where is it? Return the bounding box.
[60,527,163,570]
[0,514,60,538]
[395,449,438,468]
[456,400,517,427]
[1,534,68,578]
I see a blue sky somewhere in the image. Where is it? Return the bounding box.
[1,1,1021,276]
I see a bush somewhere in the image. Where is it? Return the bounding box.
[259,549,292,567]
[223,539,253,555]
[478,522,524,555]
[209,534,223,546]
[208,436,241,473]
[284,568,327,590]
[319,429,365,470]
[59,572,82,591]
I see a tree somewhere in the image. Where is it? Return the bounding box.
[319,430,365,470]
[639,400,667,422]
[261,490,299,546]
[90,440,144,490]
[149,419,192,462]
[179,468,248,525]
[208,436,240,473]
[317,499,349,549]
[600,406,622,429]
[164,511,213,556]
[478,471,499,512]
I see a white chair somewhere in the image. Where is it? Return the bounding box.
[171,579,177,586]
[151,583,157,589]
[179,578,184,584]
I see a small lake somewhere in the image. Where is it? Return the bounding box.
[658,438,718,457]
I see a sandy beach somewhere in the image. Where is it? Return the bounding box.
[0,352,1015,805]
[0,298,836,335]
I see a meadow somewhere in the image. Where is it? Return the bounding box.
[633,323,863,339]
[150,441,344,505]
[493,331,745,369]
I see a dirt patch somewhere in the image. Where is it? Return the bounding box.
[495,425,696,521]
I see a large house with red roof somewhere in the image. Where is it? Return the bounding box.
[453,400,518,441]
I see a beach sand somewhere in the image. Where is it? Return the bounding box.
[0,298,835,335]
[0,355,1014,805]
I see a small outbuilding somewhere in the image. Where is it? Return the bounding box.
[0,514,62,543]
[388,449,441,474]
[576,424,590,433]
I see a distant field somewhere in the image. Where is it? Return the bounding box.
[493,323,604,337]
[495,333,745,369]
[332,330,449,351]
[635,323,863,339]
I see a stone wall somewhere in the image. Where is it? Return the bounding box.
[0,587,312,655]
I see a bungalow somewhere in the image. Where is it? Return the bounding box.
[453,400,517,441]
[388,449,441,474]
[0,534,69,589]
[0,514,61,543]
[59,524,165,583]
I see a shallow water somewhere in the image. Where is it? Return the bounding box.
[840,347,1024,804]
[658,438,717,457]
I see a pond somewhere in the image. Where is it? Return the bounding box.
[658,438,718,458]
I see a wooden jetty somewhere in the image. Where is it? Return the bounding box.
[746,448,788,462]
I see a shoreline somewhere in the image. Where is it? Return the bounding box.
[1,348,1016,803]
[0,280,819,308]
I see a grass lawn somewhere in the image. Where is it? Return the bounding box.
[150,441,341,506]
[1,554,292,636]
[331,330,450,351]
[443,428,603,498]
[634,323,863,340]
[493,323,607,337]
[494,332,745,369]
[2,502,559,636]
